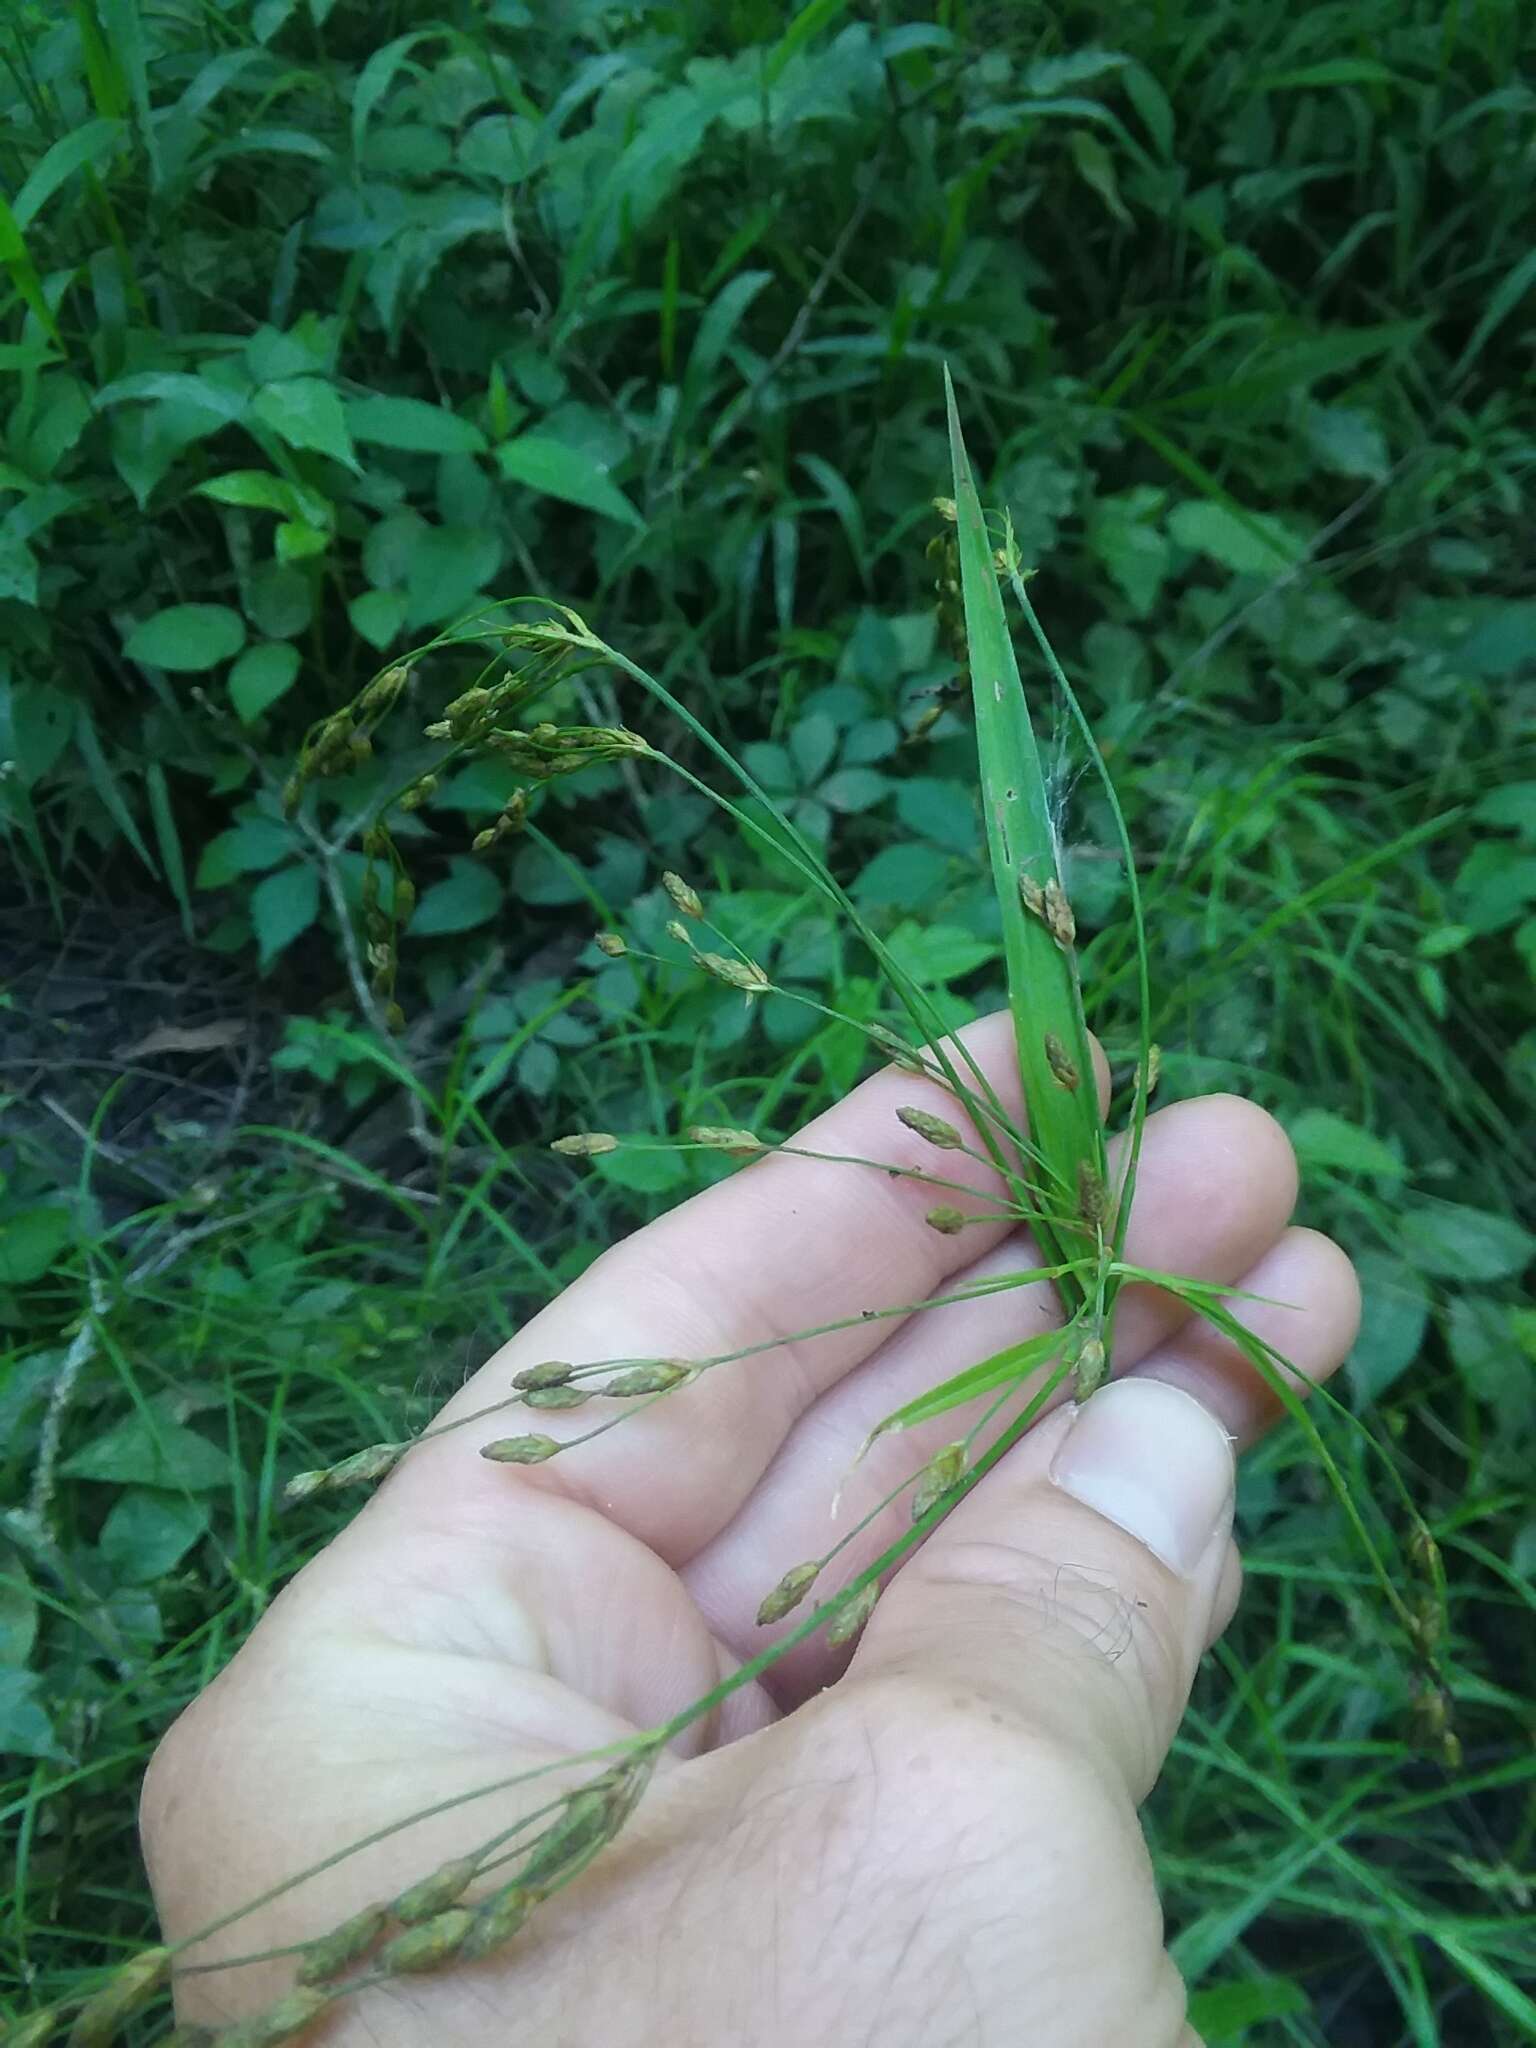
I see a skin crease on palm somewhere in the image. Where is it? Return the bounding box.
[141,1011,1360,2048]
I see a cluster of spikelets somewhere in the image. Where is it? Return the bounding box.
[20,1756,653,2048]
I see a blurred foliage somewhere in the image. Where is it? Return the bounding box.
[2,0,1535,2041]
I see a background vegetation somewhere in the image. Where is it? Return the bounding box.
[2,0,1533,2041]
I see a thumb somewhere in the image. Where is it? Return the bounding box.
[848,1377,1238,1802]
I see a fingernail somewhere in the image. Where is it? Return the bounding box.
[1050,1378,1235,1576]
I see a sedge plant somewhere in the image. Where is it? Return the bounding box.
[27,383,1461,2048]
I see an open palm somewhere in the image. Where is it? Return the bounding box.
[143,1013,1358,2048]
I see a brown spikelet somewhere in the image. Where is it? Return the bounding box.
[459,1883,531,1963]
[375,1908,475,1977]
[911,1441,967,1522]
[310,1442,407,1498]
[896,1105,965,1150]
[698,952,771,993]
[867,1023,927,1073]
[756,1559,821,1625]
[65,1947,169,2047]
[359,664,409,715]
[1043,1032,1080,1090]
[1042,879,1076,948]
[826,1580,880,1648]
[212,1984,332,2047]
[686,1125,764,1155]
[924,1205,969,1235]
[600,1361,694,1397]
[1077,1160,1108,1228]
[392,1853,482,1927]
[296,1902,389,1986]
[661,871,705,919]
[1071,1335,1108,1399]
[518,1789,610,1893]
[551,1131,619,1158]
[511,1360,574,1392]
[481,1434,562,1465]
[523,1384,589,1411]
[1019,872,1076,947]
[520,1757,650,1895]
[594,931,627,956]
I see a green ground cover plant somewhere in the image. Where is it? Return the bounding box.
[2,1,1534,2042]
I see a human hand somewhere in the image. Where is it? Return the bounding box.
[142,1013,1358,2047]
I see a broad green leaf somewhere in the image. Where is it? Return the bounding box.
[124,603,247,672]
[61,1409,232,1491]
[99,1490,210,1582]
[0,1206,74,1285]
[195,816,297,887]
[1305,405,1389,481]
[1453,843,1536,933]
[497,435,644,529]
[765,0,848,85]
[250,862,321,967]
[195,470,328,522]
[0,192,61,344]
[410,856,503,935]
[10,117,124,230]
[229,642,301,723]
[1287,1109,1404,1181]
[1087,488,1170,616]
[0,523,40,605]
[1069,129,1131,225]
[895,778,977,853]
[1169,500,1303,574]
[245,561,312,639]
[351,29,443,160]
[276,519,329,563]
[5,681,72,787]
[251,378,357,469]
[346,394,487,454]
[885,920,1000,987]
[852,843,949,907]
[595,1146,689,1195]
[0,1568,37,1664]
[404,522,502,629]
[819,766,888,813]
[95,370,246,422]
[789,712,837,785]
[1399,1202,1534,1283]
[1188,1976,1309,2038]
[1347,1251,1429,1403]
[349,588,408,650]
[1457,601,1536,678]
[1473,783,1536,834]
[0,1669,65,1762]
